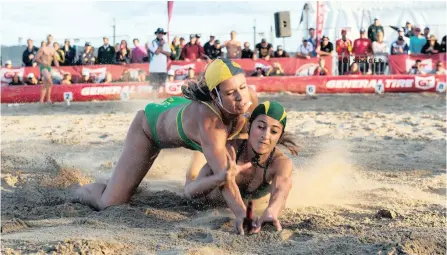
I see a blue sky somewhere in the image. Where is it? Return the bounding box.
[1,1,446,52]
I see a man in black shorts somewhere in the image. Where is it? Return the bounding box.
[149,28,172,90]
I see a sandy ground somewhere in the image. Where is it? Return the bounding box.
[1,93,446,255]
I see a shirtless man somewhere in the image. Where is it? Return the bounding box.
[34,41,59,104]
[224,31,242,59]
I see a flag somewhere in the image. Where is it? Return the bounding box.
[167,1,174,42]
[315,1,325,45]
[299,3,308,26]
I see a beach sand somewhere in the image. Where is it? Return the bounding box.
[1,93,446,255]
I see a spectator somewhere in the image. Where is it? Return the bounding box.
[423,27,430,40]
[149,28,171,89]
[241,42,254,59]
[81,70,94,83]
[185,67,196,81]
[22,39,39,67]
[114,43,120,52]
[180,34,204,61]
[224,31,242,59]
[170,36,181,60]
[208,40,223,59]
[97,37,115,64]
[313,58,329,76]
[53,42,65,66]
[266,62,284,76]
[390,23,413,40]
[47,34,54,48]
[131,38,148,63]
[179,37,186,48]
[80,42,96,65]
[203,35,216,57]
[421,35,441,55]
[25,73,39,85]
[9,73,24,86]
[319,36,334,57]
[347,62,362,75]
[409,27,426,54]
[62,39,76,66]
[433,61,446,75]
[251,66,266,77]
[307,28,318,56]
[4,60,12,68]
[116,47,131,65]
[60,73,72,85]
[119,40,131,56]
[372,31,388,75]
[396,28,410,45]
[404,21,414,38]
[353,28,372,74]
[137,70,147,82]
[273,45,289,58]
[296,38,314,59]
[336,30,353,75]
[195,34,202,46]
[254,38,273,60]
[391,36,409,55]
[167,69,175,82]
[368,17,384,42]
[408,59,425,75]
[441,36,446,53]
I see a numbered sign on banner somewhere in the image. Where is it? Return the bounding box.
[63,92,73,101]
[436,82,446,93]
[120,91,130,101]
[306,85,316,96]
[375,81,384,95]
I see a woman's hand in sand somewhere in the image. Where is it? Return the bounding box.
[252,207,282,234]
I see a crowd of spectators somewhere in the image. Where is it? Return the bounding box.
[3,18,447,86]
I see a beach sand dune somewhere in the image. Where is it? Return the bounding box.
[1,94,445,254]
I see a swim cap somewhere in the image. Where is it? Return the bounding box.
[249,101,287,130]
[204,58,245,91]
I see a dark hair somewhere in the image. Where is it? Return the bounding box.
[278,132,299,156]
[181,75,218,102]
[416,59,422,63]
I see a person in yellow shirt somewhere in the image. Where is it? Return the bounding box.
[53,42,65,66]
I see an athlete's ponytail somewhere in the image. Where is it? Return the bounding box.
[181,75,217,102]
[278,132,300,156]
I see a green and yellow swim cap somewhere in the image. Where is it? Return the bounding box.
[204,58,245,91]
[249,101,287,130]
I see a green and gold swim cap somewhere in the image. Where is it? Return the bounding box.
[249,101,287,130]
[204,58,245,91]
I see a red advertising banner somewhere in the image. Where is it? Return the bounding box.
[388,53,446,74]
[2,74,444,104]
[0,57,332,86]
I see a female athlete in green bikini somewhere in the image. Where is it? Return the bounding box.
[77,59,258,214]
[184,101,298,235]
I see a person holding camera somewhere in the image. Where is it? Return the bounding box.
[408,60,426,75]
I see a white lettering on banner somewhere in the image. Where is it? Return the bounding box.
[1,68,25,85]
[414,76,436,90]
[82,67,107,83]
[165,81,184,95]
[80,85,150,96]
[326,79,414,89]
[170,64,195,80]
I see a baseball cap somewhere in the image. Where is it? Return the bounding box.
[414,27,421,32]
[215,40,221,44]
[85,42,91,46]
[360,28,366,33]
[82,70,90,76]
[277,45,283,50]
[322,35,329,40]
[195,34,201,38]
[154,28,167,35]
[189,34,195,39]
[424,27,430,30]
[261,38,267,43]
[5,60,12,65]
[27,73,34,78]
[167,69,175,76]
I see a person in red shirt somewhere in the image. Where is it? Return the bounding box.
[313,58,329,76]
[180,34,205,61]
[335,28,352,75]
[353,28,373,74]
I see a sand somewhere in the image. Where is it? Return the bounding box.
[1,93,446,255]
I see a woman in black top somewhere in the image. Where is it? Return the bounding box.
[9,74,24,86]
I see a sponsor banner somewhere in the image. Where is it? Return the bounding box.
[0,58,333,86]
[388,53,446,74]
[2,74,444,103]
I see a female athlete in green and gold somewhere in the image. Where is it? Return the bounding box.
[77,59,258,216]
[184,101,299,235]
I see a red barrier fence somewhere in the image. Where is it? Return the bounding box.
[0,57,332,86]
[2,74,445,104]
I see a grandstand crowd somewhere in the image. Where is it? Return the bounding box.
[3,18,447,86]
